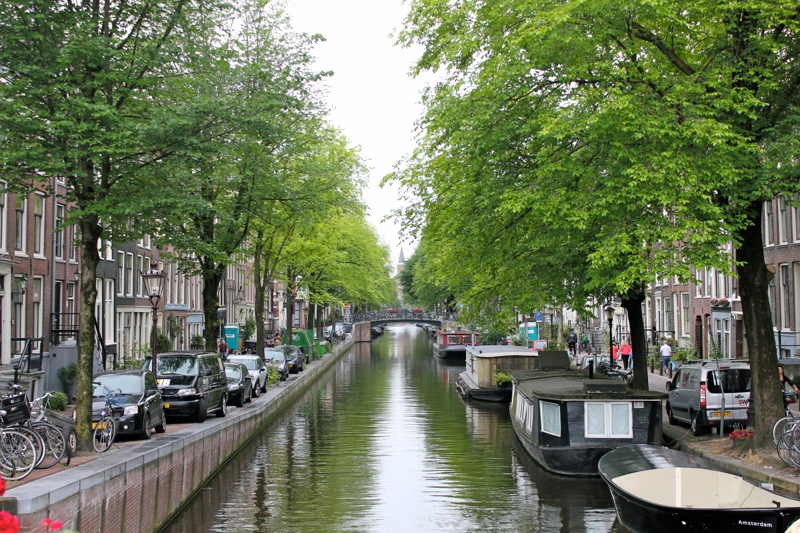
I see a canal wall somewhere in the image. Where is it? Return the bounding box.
[1,336,356,533]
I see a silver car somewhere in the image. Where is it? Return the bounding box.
[666,360,751,436]
[226,354,268,397]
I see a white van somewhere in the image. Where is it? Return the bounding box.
[666,360,751,436]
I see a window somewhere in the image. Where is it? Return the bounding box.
[33,194,45,255]
[117,251,125,295]
[540,401,561,437]
[781,264,790,329]
[585,402,633,438]
[15,196,26,252]
[0,182,7,252]
[681,293,690,337]
[764,201,775,246]
[136,255,144,297]
[32,277,43,349]
[126,253,134,296]
[67,283,76,335]
[779,197,788,244]
[793,194,800,243]
[54,204,65,259]
[70,224,78,261]
[514,397,535,434]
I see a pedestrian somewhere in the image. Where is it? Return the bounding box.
[660,340,672,374]
[620,340,632,370]
[218,338,228,356]
[779,364,800,410]
[611,342,618,364]
[566,329,578,357]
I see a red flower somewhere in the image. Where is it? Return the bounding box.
[0,478,5,497]
[0,511,19,533]
[42,518,64,531]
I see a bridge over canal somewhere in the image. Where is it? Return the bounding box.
[351,313,455,342]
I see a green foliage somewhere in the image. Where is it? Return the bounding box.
[190,335,205,350]
[156,331,172,353]
[243,318,256,341]
[494,372,512,386]
[267,367,281,385]
[45,391,69,412]
[56,364,78,395]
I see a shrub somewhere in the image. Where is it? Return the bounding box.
[56,363,77,394]
[495,372,512,386]
[46,391,69,411]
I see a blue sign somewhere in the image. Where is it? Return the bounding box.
[535,311,543,322]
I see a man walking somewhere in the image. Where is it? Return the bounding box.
[566,329,578,357]
[660,340,672,375]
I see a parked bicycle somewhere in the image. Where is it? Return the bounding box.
[92,383,119,453]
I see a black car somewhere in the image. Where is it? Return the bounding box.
[224,363,253,407]
[280,344,306,374]
[263,348,289,381]
[92,370,166,439]
[144,350,228,422]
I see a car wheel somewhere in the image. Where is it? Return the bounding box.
[216,394,227,417]
[155,411,167,433]
[196,398,208,423]
[142,413,152,439]
[252,381,261,398]
[690,410,705,436]
[667,403,676,426]
[235,389,245,408]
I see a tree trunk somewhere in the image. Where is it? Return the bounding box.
[736,202,782,449]
[203,268,223,352]
[75,218,101,452]
[254,235,265,358]
[621,286,649,390]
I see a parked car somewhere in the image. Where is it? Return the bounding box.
[279,344,306,374]
[92,369,166,439]
[263,348,289,381]
[226,354,268,396]
[224,363,253,407]
[666,360,751,436]
[143,350,228,423]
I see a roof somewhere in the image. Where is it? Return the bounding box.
[511,369,664,401]
[465,345,536,358]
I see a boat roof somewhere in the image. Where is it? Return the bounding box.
[465,345,536,358]
[510,369,665,400]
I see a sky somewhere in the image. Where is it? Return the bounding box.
[285,0,426,267]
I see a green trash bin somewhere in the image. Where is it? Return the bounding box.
[315,342,326,358]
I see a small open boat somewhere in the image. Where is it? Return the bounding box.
[598,444,800,532]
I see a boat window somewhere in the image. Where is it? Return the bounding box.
[447,335,457,344]
[540,401,561,437]
[585,402,633,439]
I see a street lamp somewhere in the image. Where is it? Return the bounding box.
[605,305,614,360]
[140,260,165,376]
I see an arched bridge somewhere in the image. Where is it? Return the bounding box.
[350,312,456,342]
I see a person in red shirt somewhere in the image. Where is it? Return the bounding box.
[619,340,633,370]
[611,342,618,363]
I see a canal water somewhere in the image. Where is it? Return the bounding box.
[163,324,620,532]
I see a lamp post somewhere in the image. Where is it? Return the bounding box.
[605,305,614,361]
[140,260,165,376]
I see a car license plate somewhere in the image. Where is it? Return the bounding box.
[92,421,106,430]
[711,411,732,418]
[163,403,170,409]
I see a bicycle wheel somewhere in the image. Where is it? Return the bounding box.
[92,417,116,453]
[13,425,45,468]
[32,421,65,469]
[0,429,37,481]
[773,416,797,444]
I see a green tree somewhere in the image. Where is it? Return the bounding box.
[396,0,800,447]
[0,0,231,451]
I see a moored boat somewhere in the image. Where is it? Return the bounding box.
[510,354,663,476]
[432,329,478,360]
[599,444,800,532]
[456,345,539,402]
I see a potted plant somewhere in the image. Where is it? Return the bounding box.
[495,372,512,388]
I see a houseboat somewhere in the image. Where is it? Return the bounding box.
[432,329,478,360]
[456,345,539,402]
[510,354,663,476]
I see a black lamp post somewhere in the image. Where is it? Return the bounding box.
[140,260,165,376]
[605,305,614,360]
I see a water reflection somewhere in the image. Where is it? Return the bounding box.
[163,324,618,532]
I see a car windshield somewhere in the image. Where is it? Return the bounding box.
[150,356,198,376]
[225,366,243,380]
[93,374,143,397]
[228,357,259,370]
